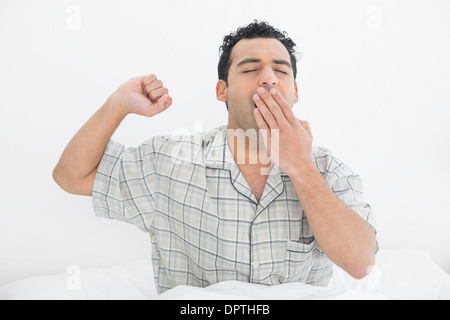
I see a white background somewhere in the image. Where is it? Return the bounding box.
[1,0,449,286]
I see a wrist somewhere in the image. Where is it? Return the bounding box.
[287,160,321,186]
[104,93,130,120]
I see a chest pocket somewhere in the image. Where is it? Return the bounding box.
[282,239,332,286]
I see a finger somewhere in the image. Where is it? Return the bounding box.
[147,94,172,117]
[257,88,288,127]
[254,107,269,130]
[253,93,278,129]
[299,119,312,137]
[148,87,169,103]
[143,79,163,98]
[142,74,157,88]
[158,94,172,110]
[269,88,297,124]
[254,108,271,150]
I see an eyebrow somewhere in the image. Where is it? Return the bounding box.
[236,58,292,69]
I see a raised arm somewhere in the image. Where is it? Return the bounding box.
[53,74,172,196]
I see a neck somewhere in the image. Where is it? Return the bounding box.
[226,126,273,173]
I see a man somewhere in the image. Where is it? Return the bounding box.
[53,21,377,294]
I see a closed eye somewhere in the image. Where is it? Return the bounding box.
[243,69,288,75]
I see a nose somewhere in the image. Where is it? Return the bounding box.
[258,66,278,87]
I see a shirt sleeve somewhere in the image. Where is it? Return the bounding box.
[92,138,158,232]
[314,147,378,234]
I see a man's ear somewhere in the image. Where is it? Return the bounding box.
[294,81,299,104]
[216,80,228,102]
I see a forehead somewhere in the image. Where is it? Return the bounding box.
[230,38,291,67]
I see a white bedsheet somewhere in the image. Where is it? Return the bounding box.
[1,249,449,300]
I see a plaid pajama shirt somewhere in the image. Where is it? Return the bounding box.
[92,125,376,294]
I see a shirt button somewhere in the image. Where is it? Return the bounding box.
[252,261,260,268]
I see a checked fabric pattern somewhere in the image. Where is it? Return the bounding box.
[92,126,377,294]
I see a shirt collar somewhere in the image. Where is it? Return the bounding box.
[204,126,288,206]
[204,126,236,170]
[204,126,288,176]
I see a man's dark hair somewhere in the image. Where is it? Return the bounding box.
[218,20,299,86]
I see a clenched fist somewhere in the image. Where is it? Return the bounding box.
[110,74,173,117]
